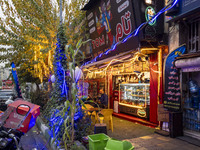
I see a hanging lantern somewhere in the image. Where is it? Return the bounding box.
[74,66,83,81]
[51,74,55,83]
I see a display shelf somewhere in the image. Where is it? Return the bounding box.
[130,95,146,97]
[183,107,196,110]
[184,118,200,122]
[119,83,150,108]
[119,102,143,109]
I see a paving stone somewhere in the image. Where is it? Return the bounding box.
[179,145,200,150]
[156,136,171,142]
[106,117,200,150]
[136,147,148,150]
[139,135,153,140]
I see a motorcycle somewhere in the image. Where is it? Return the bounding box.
[0,99,40,150]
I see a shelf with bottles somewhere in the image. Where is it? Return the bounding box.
[183,108,200,131]
[113,72,150,90]
[119,83,150,108]
[183,119,200,131]
[183,109,200,120]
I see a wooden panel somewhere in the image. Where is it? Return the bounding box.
[149,53,159,124]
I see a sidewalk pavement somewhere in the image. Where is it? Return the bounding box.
[36,116,58,150]
[106,117,200,150]
[107,116,156,140]
[35,115,200,150]
[126,133,200,150]
[19,126,51,150]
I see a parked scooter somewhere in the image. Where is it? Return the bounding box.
[0,99,40,150]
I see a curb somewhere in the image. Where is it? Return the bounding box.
[36,116,60,150]
[36,116,87,150]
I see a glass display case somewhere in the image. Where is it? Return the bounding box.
[119,83,150,119]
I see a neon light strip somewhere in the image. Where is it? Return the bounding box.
[82,0,178,67]
[61,68,68,96]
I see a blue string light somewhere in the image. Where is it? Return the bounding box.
[75,68,82,83]
[61,68,68,96]
[55,118,64,135]
[133,22,147,36]
[82,0,178,68]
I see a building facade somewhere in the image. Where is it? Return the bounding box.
[166,0,200,139]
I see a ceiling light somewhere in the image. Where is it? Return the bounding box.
[145,0,152,4]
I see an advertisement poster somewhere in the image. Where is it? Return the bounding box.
[86,0,136,54]
[163,45,186,111]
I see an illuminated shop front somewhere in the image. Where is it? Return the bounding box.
[111,52,151,119]
[82,0,171,125]
[83,46,168,126]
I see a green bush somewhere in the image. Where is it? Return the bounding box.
[30,90,49,110]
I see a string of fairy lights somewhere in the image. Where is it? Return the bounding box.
[81,0,178,68]
[84,52,161,79]
[84,52,150,76]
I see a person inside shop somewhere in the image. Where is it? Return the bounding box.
[99,88,108,109]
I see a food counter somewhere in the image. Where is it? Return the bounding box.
[119,83,150,119]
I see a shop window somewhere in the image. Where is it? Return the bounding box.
[182,72,200,133]
[188,20,200,53]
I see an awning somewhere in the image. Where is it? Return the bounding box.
[175,57,200,72]
[83,50,136,68]
[83,47,157,69]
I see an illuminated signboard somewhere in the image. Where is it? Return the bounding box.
[86,0,137,54]
[145,6,156,26]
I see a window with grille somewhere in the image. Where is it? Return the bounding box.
[188,20,200,53]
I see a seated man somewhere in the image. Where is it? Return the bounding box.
[99,89,108,109]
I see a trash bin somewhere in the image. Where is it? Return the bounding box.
[105,139,134,150]
[88,133,109,150]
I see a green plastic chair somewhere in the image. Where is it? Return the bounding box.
[104,139,134,150]
[88,133,109,150]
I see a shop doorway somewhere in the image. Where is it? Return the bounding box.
[182,71,200,139]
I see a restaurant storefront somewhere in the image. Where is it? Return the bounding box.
[165,0,200,139]
[81,0,167,126]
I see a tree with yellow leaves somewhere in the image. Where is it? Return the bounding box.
[0,0,88,84]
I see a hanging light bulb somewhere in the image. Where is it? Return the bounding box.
[74,66,83,81]
[145,0,153,4]
[51,74,55,83]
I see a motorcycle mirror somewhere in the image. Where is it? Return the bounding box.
[16,104,30,116]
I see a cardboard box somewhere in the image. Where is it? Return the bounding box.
[157,104,169,122]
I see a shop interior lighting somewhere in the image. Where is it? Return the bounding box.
[82,0,178,68]
[99,54,132,69]
[145,0,153,4]
[84,52,145,77]
[84,51,160,79]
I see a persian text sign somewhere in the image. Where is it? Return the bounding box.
[163,45,186,111]
[86,0,136,54]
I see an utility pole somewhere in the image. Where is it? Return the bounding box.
[60,0,62,25]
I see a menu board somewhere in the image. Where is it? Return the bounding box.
[163,45,186,111]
